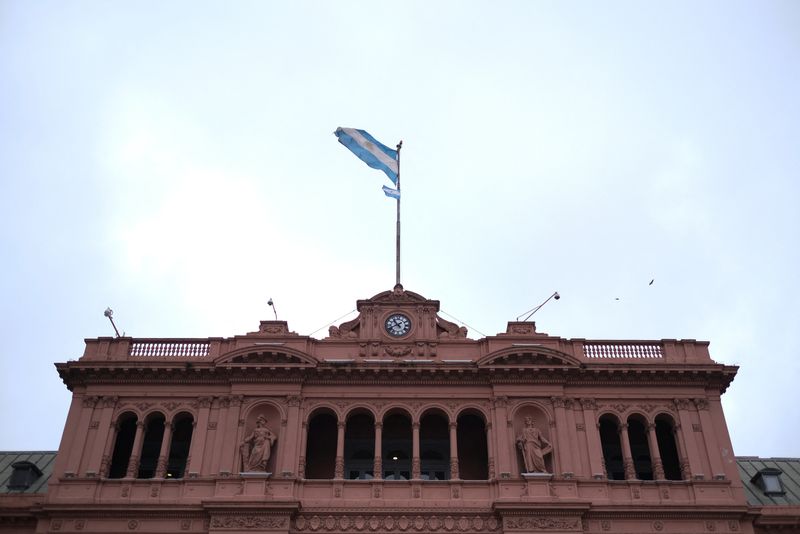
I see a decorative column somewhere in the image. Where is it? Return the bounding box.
[673,399,702,479]
[88,396,117,477]
[412,421,421,479]
[449,421,460,480]
[647,423,665,480]
[298,421,308,478]
[485,422,495,479]
[187,397,212,476]
[672,424,690,480]
[694,398,725,478]
[280,395,303,477]
[126,421,146,478]
[551,397,573,476]
[564,399,582,477]
[66,396,98,475]
[219,396,243,475]
[334,421,346,479]
[580,399,604,479]
[373,422,383,479]
[155,420,174,478]
[619,424,636,480]
[491,396,512,477]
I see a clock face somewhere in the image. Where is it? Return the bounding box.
[385,313,412,337]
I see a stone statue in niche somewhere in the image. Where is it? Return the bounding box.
[517,416,552,473]
[240,415,277,472]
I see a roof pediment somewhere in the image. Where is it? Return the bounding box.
[357,284,439,311]
[215,345,318,367]
[477,346,582,369]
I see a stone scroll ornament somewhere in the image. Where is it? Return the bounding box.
[516,416,552,473]
[240,415,277,472]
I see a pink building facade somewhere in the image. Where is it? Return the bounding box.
[13,287,786,533]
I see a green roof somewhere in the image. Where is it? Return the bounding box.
[737,457,800,506]
[0,451,57,494]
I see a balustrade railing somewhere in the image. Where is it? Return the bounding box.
[583,342,663,359]
[129,341,210,357]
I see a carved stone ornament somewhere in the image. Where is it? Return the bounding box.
[328,315,361,339]
[384,345,413,357]
[293,515,501,532]
[436,315,468,339]
[162,401,181,411]
[503,516,581,531]
[580,398,597,410]
[240,415,277,472]
[653,520,664,531]
[211,515,288,530]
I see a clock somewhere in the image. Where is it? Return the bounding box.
[385,313,412,337]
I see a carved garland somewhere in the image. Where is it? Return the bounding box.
[211,516,288,530]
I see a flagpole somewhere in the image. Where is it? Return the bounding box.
[395,140,403,287]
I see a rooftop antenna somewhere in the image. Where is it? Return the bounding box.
[103,307,122,338]
[516,291,560,322]
[267,298,278,320]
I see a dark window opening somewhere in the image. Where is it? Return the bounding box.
[751,468,785,496]
[7,462,42,491]
[108,413,137,479]
[627,417,653,480]
[382,412,412,480]
[599,415,624,480]
[138,414,165,479]
[457,413,488,480]
[344,412,375,480]
[655,416,681,480]
[420,412,450,480]
[305,412,337,479]
[167,414,194,479]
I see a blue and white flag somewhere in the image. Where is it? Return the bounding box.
[382,185,400,199]
[334,127,398,185]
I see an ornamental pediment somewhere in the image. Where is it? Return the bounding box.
[215,346,318,367]
[477,347,581,369]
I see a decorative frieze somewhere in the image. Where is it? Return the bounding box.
[211,515,288,530]
[293,514,501,532]
[503,516,581,531]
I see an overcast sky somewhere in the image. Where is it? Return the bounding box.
[1,1,798,458]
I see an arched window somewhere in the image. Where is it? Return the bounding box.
[655,414,682,480]
[382,411,412,480]
[138,413,166,479]
[420,411,449,480]
[457,412,488,480]
[108,412,137,479]
[599,415,624,480]
[305,411,337,479]
[627,416,653,480]
[344,411,375,480]
[167,413,194,479]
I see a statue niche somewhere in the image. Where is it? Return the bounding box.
[514,408,553,474]
[240,413,278,473]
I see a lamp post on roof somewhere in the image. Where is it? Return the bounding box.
[104,308,121,338]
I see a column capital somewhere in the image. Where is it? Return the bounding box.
[449,421,458,430]
[412,421,420,430]
[374,421,383,429]
[337,421,346,430]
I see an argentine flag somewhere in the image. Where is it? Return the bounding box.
[382,185,400,199]
[334,127,398,185]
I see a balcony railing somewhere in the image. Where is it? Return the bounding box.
[583,342,663,359]
[129,342,210,357]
